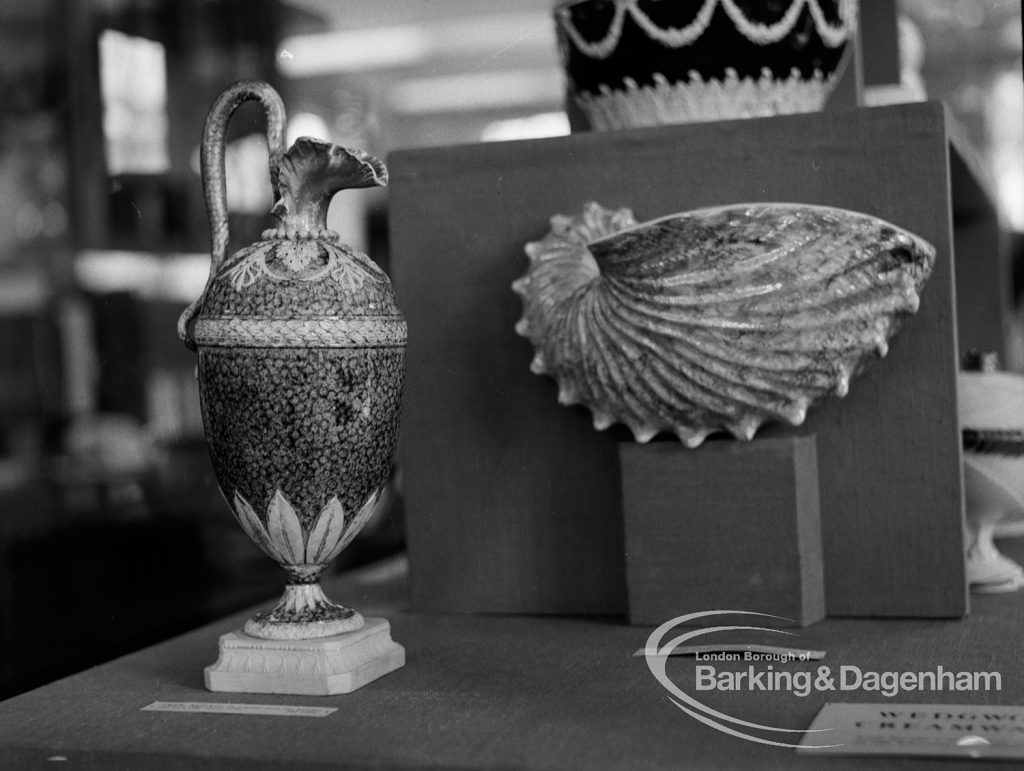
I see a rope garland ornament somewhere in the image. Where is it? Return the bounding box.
[807,0,858,47]
[193,316,408,349]
[628,0,719,48]
[715,0,811,46]
[558,0,857,60]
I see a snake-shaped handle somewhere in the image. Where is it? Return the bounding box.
[178,80,287,350]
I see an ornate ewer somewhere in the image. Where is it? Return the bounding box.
[179,81,405,693]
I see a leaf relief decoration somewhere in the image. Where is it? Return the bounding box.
[266,489,305,564]
[305,496,347,564]
[232,490,285,562]
[329,487,382,562]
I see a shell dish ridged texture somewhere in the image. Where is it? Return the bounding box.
[512,202,935,446]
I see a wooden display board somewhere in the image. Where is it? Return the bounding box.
[388,102,976,619]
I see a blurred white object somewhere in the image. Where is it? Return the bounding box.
[75,250,208,303]
[863,15,928,107]
[960,355,1024,593]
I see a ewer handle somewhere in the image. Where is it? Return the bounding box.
[178,80,287,350]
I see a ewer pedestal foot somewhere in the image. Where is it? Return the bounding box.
[205,617,405,695]
[243,580,365,640]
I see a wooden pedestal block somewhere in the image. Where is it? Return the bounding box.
[204,618,405,696]
[621,437,824,628]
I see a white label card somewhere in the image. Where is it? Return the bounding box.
[800,702,1024,759]
[141,701,337,717]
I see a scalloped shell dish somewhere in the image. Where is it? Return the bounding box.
[512,202,935,447]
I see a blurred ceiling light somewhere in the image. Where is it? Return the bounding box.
[428,12,555,59]
[278,26,429,76]
[991,71,1024,230]
[287,112,332,145]
[481,112,570,142]
[389,69,563,114]
[277,12,555,77]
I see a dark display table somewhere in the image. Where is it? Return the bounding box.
[2,552,1022,770]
